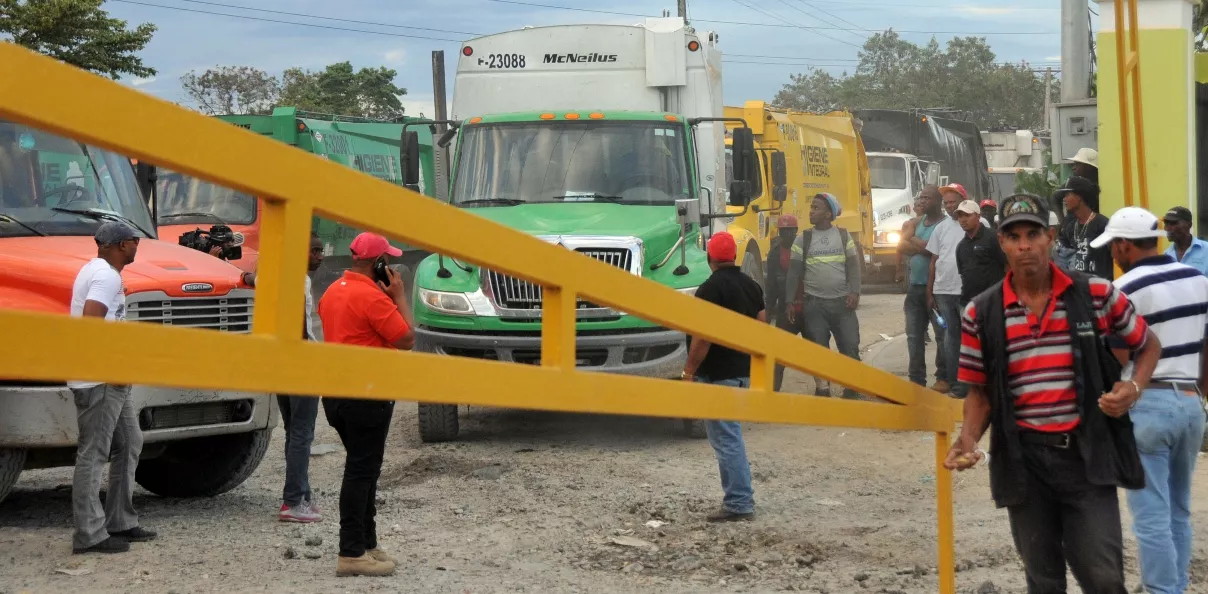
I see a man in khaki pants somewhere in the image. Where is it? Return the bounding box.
[69,222,157,554]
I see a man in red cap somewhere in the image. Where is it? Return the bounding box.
[682,231,766,522]
[765,214,803,391]
[980,199,998,230]
[317,232,415,577]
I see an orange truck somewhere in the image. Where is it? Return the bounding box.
[0,120,276,504]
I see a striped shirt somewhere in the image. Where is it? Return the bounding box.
[1113,255,1208,383]
[959,264,1149,432]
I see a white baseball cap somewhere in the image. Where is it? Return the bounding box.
[1066,147,1098,169]
[954,199,980,215]
[1089,206,1163,248]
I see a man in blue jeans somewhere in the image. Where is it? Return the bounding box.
[925,184,971,397]
[1095,207,1208,594]
[682,231,765,522]
[897,187,948,388]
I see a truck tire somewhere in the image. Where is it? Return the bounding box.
[0,448,26,504]
[135,429,271,498]
[418,403,459,442]
[682,419,708,439]
[741,244,763,289]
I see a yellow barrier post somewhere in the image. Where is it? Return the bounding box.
[935,432,956,592]
[0,43,962,592]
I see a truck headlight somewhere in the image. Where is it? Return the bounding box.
[677,286,699,297]
[887,231,901,245]
[418,288,474,315]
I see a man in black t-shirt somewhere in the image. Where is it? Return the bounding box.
[954,199,1007,306]
[1056,176,1114,280]
[682,231,765,522]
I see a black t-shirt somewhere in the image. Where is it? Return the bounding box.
[693,266,765,381]
[956,225,1007,305]
[1061,213,1114,280]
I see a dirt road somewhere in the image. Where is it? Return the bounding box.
[2,294,1206,593]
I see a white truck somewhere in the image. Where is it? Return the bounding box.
[982,129,1046,201]
[867,151,938,283]
[400,18,760,441]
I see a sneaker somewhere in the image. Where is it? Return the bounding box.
[110,526,157,542]
[336,553,396,577]
[929,380,951,394]
[73,536,130,555]
[706,509,755,523]
[279,502,322,523]
[305,499,322,516]
[367,547,397,564]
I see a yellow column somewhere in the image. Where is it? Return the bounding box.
[1096,0,1197,221]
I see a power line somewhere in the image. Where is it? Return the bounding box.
[108,0,467,43]
[484,0,1060,35]
[170,0,484,37]
[726,53,1060,65]
[728,0,862,47]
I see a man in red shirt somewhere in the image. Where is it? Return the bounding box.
[317,232,415,577]
[944,195,1160,592]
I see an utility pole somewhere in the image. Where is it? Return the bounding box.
[431,50,450,201]
[1060,0,1090,101]
[1043,67,1053,131]
[677,0,687,22]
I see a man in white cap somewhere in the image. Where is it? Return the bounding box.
[1091,206,1208,594]
[954,199,1007,307]
[1066,147,1099,185]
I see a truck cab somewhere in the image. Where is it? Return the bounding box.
[0,120,275,504]
[405,18,755,442]
[155,169,262,274]
[866,151,937,284]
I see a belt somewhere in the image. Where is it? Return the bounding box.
[1018,431,1075,449]
[1148,381,1201,397]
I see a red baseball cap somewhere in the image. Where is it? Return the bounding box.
[349,232,403,260]
[707,231,738,262]
[777,214,798,228]
[939,183,968,200]
[979,199,996,208]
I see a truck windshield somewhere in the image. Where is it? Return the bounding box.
[0,120,155,239]
[156,169,257,226]
[989,171,1017,201]
[451,122,691,206]
[869,156,907,190]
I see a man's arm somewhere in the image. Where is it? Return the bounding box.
[80,270,121,318]
[927,253,938,310]
[1099,285,1161,416]
[844,231,861,309]
[898,218,922,256]
[81,300,109,318]
[370,267,415,350]
[945,301,991,470]
[683,334,710,378]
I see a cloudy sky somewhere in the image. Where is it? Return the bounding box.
[107,0,1072,116]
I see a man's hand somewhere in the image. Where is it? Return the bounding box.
[209,245,223,258]
[786,308,797,325]
[1099,380,1141,418]
[943,434,984,471]
[927,292,936,312]
[846,292,860,310]
[379,265,407,302]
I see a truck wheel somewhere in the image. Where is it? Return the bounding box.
[418,403,459,442]
[741,244,763,289]
[0,448,26,504]
[682,419,708,439]
[135,429,271,498]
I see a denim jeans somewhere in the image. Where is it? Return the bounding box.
[70,383,142,549]
[772,316,803,392]
[933,294,966,397]
[699,376,755,515]
[1125,388,1207,594]
[904,284,947,386]
[323,398,394,558]
[278,394,320,507]
[802,295,861,399]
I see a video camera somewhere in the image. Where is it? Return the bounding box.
[179,224,243,261]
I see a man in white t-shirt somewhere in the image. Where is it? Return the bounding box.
[925,184,970,397]
[69,221,156,554]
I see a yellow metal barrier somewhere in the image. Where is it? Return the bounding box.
[1112,0,1150,209]
[0,44,962,592]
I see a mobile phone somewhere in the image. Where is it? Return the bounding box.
[373,257,391,287]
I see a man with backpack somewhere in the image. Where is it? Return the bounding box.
[766,214,804,392]
[945,194,1161,593]
[784,193,862,399]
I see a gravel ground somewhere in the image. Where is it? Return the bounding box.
[2,294,1207,593]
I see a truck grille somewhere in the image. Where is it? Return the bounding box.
[486,248,632,310]
[127,291,254,332]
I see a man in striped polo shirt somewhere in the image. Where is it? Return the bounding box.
[944,194,1161,593]
[1092,206,1208,594]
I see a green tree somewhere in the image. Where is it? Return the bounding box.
[773,30,1049,129]
[279,61,407,120]
[0,0,156,79]
[180,66,280,115]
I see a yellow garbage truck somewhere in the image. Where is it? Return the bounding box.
[723,101,873,288]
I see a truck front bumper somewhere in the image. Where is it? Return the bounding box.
[415,325,686,379]
[0,384,277,448]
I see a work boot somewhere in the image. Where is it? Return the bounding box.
[73,536,130,555]
[929,380,951,394]
[336,553,396,577]
[367,547,397,564]
[110,526,157,542]
[706,509,755,523]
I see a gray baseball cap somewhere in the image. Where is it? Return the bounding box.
[94,221,138,246]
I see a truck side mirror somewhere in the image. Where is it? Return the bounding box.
[437,128,458,148]
[401,131,421,187]
[770,151,787,187]
[728,180,752,206]
[730,127,756,183]
[926,165,940,186]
